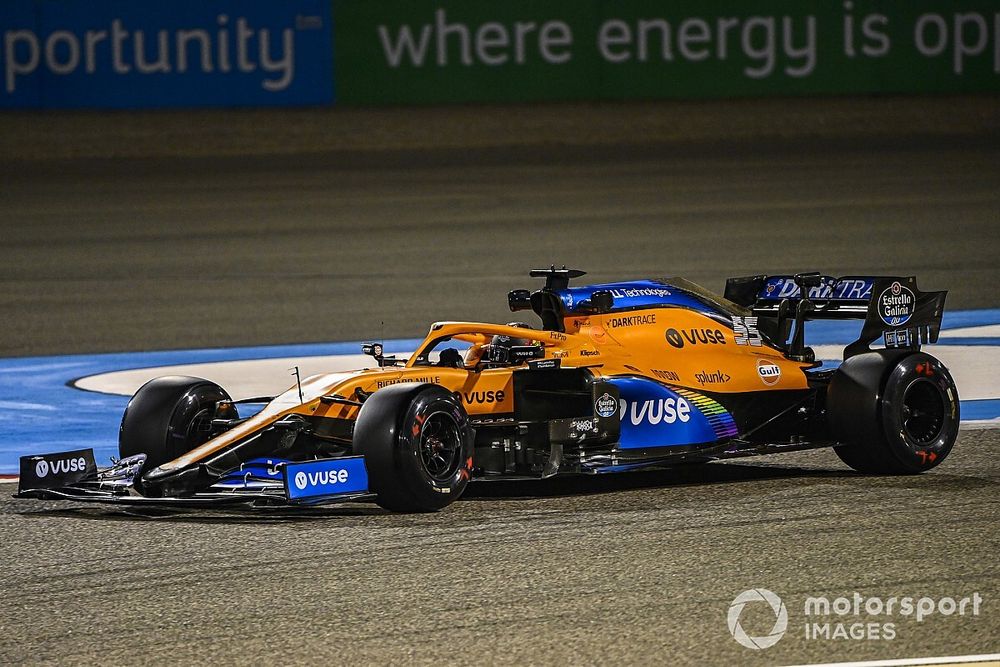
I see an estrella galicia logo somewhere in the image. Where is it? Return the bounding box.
[595,392,617,418]
[727,588,788,649]
[665,328,684,348]
[877,281,915,327]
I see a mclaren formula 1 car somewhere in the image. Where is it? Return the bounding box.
[16,268,959,512]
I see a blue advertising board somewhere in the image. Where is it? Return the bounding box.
[284,457,369,502]
[1,0,332,108]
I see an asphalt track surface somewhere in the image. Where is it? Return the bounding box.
[2,135,999,665]
[2,137,999,357]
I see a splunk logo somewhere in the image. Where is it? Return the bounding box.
[2,10,325,96]
[293,468,349,491]
[619,396,691,426]
[33,456,87,478]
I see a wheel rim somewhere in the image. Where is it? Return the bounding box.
[417,410,463,482]
[184,408,216,448]
[901,379,946,446]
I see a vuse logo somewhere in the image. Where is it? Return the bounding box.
[33,456,86,478]
[295,468,349,490]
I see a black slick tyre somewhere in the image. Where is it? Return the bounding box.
[119,376,236,483]
[354,383,473,512]
[829,351,959,474]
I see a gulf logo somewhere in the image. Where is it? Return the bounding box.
[756,359,782,386]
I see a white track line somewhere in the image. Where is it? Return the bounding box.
[783,652,1000,667]
[962,420,1000,430]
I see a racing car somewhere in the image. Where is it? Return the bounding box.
[16,268,959,512]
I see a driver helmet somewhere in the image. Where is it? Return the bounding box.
[486,322,533,365]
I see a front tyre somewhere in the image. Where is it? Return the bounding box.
[829,351,959,474]
[354,384,473,512]
[119,376,236,477]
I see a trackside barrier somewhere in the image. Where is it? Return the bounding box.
[332,0,1000,104]
[0,0,333,108]
[2,1,998,109]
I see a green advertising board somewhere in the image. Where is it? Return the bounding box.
[333,0,1000,104]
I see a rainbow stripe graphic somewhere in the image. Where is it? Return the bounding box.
[671,386,739,440]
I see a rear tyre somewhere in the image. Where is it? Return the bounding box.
[829,351,959,474]
[354,384,473,512]
[119,376,236,484]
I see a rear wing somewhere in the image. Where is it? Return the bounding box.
[724,273,947,359]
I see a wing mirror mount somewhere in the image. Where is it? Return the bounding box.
[591,290,614,314]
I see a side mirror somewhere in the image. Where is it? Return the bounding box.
[362,342,398,367]
[508,289,532,312]
[793,272,824,295]
[591,290,614,314]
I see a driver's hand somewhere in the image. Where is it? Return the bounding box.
[464,344,484,367]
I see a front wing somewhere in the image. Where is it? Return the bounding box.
[13,449,374,508]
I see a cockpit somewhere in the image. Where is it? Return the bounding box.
[409,324,546,370]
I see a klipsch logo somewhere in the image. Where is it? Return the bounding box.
[878,281,915,327]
